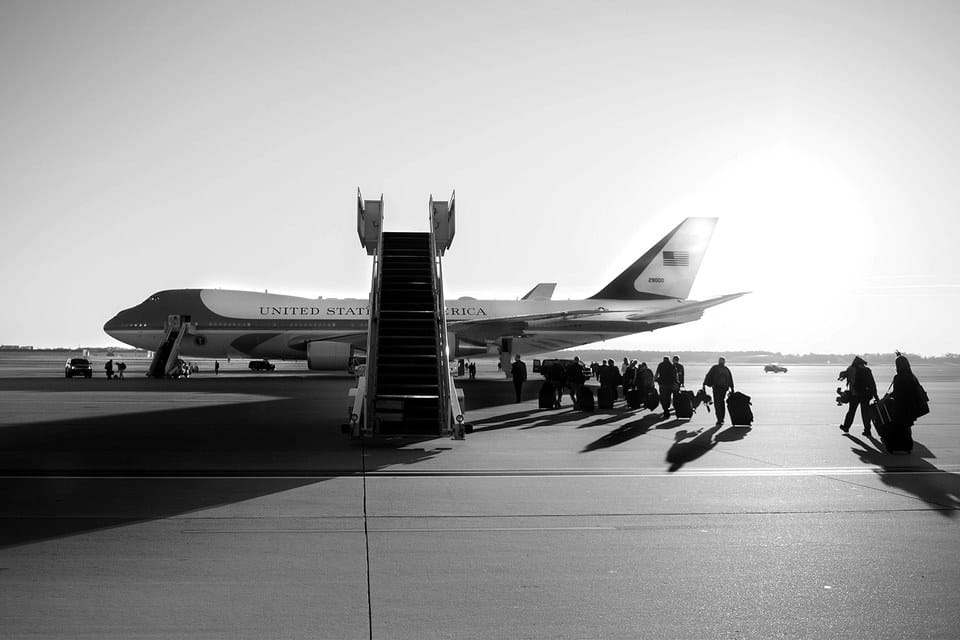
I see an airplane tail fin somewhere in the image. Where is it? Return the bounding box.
[521,283,557,300]
[589,217,718,300]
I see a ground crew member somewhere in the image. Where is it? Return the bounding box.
[510,355,527,403]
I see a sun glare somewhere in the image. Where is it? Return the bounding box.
[665,146,871,296]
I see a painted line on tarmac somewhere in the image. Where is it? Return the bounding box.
[181,526,620,535]
[3,465,959,479]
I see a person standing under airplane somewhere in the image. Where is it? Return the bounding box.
[510,355,527,403]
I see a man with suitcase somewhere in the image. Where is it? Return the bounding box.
[703,357,735,427]
[655,357,678,418]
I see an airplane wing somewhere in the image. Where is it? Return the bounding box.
[288,332,368,350]
[623,292,748,323]
[447,307,621,341]
[448,292,748,342]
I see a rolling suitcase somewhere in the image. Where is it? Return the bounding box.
[673,390,694,419]
[880,421,914,453]
[626,388,642,409]
[538,382,555,409]
[869,395,894,430]
[726,391,754,426]
[598,386,616,410]
[644,389,660,410]
[578,387,595,411]
[871,396,913,452]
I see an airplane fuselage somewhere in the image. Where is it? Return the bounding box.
[104,288,689,360]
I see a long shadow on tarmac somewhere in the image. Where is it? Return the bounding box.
[0,377,457,548]
[581,414,668,452]
[665,426,721,472]
[846,434,960,517]
[664,423,754,472]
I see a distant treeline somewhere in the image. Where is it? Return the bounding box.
[5,346,957,365]
[538,350,960,365]
[0,347,148,354]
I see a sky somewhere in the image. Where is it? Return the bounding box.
[1,0,958,356]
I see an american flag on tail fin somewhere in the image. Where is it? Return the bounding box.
[662,251,689,266]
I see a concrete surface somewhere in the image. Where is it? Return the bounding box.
[0,359,957,639]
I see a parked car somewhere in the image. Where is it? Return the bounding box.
[534,358,592,380]
[764,364,788,373]
[64,357,93,378]
[249,359,276,372]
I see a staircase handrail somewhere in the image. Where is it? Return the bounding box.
[429,218,463,435]
[162,322,191,377]
[363,230,384,434]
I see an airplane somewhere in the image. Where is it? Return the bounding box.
[103,217,746,371]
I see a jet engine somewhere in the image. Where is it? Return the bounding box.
[448,334,491,358]
[307,341,359,370]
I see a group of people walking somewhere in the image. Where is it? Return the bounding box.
[514,354,738,426]
[104,358,126,379]
[511,351,929,455]
[588,356,686,414]
[838,353,929,454]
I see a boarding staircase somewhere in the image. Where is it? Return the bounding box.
[147,314,191,378]
[348,191,466,439]
[374,233,442,433]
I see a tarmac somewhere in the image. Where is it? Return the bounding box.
[0,355,958,639]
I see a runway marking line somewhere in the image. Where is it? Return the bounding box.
[2,465,959,479]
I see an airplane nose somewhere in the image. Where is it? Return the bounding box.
[103,313,121,338]
[104,306,136,339]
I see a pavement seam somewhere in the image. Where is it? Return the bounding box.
[360,435,373,640]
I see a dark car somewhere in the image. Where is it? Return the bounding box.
[249,359,276,372]
[65,357,93,378]
[764,364,788,373]
[534,358,592,380]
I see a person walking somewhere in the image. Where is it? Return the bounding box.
[104,359,114,380]
[672,355,685,388]
[468,361,477,380]
[703,356,735,427]
[654,356,678,418]
[116,361,126,379]
[510,355,527,403]
[214,360,220,375]
[566,357,586,407]
[547,360,566,408]
[885,353,928,453]
[598,359,622,405]
[637,362,654,394]
[838,356,876,437]
[623,360,638,395]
